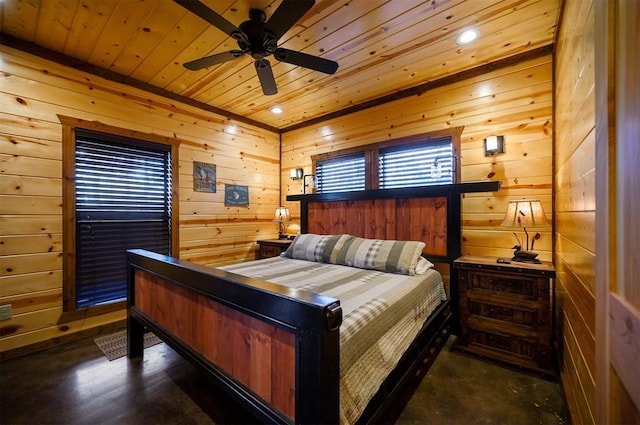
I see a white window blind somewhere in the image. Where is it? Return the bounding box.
[74,135,172,308]
[379,139,455,188]
[316,154,366,193]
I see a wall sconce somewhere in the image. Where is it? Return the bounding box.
[273,207,291,239]
[430,155,458,183]
[483,135,505,156]
[290,168,304,180]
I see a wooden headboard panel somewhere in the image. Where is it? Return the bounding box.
[287,181,500,264]
[306,197,448,258]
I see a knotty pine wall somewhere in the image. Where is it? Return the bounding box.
[0,46,280,354]
[281,55,554,265]
[553,0,596,423]
[556,0,640,423]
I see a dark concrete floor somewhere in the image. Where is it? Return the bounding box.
[0,334,567,424]
[396,337,568,425]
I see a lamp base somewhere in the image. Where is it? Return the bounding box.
[278,233,288,240]
[511,250,541,264]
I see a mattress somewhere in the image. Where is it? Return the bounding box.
[221,256,447,424]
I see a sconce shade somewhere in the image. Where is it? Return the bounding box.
[290,168,304,180]
[273,207,291,223]
[501,199,549,228]
[484,135,505,156]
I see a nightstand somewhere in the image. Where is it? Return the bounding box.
[453,255,556,377]
[257,239,292,259]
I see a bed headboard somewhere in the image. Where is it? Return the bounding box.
[287,181,500,264]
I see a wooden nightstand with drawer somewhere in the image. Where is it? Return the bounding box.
[453,255,556,377]
[257,239,292,259]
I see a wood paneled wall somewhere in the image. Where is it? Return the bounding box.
[0,46,279,354]
[281,55,554,262]
[554,0,596,423]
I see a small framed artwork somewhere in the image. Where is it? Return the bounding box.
[193,161,216,193]
[225,184,249,206]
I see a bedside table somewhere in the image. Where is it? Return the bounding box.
[257,239,292,259]
[453,255,556,377]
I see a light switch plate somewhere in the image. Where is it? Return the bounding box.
[0,304,12,321]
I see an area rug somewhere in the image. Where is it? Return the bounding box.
[94,330,163,361]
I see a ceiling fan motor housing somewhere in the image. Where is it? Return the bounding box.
[239,9,277,59]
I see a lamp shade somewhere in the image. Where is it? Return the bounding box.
[273,207,291,223]
[501,199,549,228]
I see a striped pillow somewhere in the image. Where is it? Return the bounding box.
[334,237,426,275]
[281,233,353,263]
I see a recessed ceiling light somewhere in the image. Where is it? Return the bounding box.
[457,29,478,45]
[270,106,283,114]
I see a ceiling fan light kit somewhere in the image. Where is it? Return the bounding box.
[174,0,339,96]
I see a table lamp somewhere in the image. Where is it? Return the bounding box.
[500,199,550,264]
[273,207,291,239]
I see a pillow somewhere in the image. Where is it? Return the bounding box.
[281,233,353,263]
[334,237,426,275]
[415,256,435,275]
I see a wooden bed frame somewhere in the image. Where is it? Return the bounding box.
[127,181,499,424]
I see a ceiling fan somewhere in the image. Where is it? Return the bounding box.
[174,0,339,95]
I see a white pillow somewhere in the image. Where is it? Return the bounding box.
[415,257,435,274]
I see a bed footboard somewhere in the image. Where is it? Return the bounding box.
[127,249,342,424]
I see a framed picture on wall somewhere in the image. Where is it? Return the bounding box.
[193,161,216,193]
[225,184,249,206]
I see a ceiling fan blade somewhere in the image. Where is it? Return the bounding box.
[254,59,278,95]
[173,0,240,37]
[274,48,338,74]
[183,51,245,70]
[266,0,315,40]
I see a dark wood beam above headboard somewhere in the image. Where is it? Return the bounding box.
[287,181,500,203]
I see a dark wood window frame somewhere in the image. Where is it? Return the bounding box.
[311,127,463,190]
[59,115,180,323]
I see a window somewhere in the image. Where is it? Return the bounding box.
[313,128,461,193]
[61,117,179,320]
[379,138,454,188]
[74,135,172,308]
[316,154,366,193]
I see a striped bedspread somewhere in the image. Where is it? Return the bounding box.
[220,256,447,424]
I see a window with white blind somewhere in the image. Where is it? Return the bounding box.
[61,117,178,319]
[312,129,460,193]
[316,154,366,193]
[379,138,455,188]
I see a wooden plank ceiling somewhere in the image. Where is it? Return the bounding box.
[1,0,560,131]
